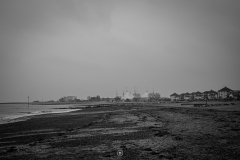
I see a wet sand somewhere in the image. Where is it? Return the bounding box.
[0,104,240,159]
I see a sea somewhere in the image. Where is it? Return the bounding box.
[0,104,81,124]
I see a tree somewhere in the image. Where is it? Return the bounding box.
[115,96,121,102]
[148,93,155,101]
[154,93,161,101]
[133,93,141,102]
[132,97,139,102]
[106,97,110,102]
[75,99,82,102]
[148,92,161,101]
[125,98,131,102]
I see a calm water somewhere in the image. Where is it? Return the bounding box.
[0,104,81,124]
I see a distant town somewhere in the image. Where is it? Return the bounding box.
[31,86,240,104]
[56,89,163,103]
[170,86,240,101]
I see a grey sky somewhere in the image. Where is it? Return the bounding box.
[1,0,240,102]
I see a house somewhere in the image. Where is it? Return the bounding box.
[218,86,232,99]
[203,90,218,100]
[170,93,180,101]
[203,91,209,99]
[194,91,204,100]
[184,92,191,100]
[207,90,218,99]
[190,92,195,100]
[179,93,185,101]
[190,92,201,100]
[171,86,238,101]
[228,90,240,100]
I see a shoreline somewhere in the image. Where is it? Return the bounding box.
[1,101,239,125]
[0,108,82,125]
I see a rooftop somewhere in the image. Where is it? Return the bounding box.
[218,86,232,92]
[170,93,179,96]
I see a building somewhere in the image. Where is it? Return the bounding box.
[194,91,204,100]
[121,91,134,100]
[170,93,180,101]
[228,90,240,100]
[179,93,185,100]
[171,91,203,101]
[218,86,232,99]
[140,91,149,102]
[190,92,195,100]
[88,95,101,101]
[171,86,239,101]
[203,90,218,99]
[101,97,107,101]
[207,90,218,99]
[184,92,191,100]
[120,89,157,102]
[59,96,77,102]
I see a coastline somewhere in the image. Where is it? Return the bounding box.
[0,108,81,125]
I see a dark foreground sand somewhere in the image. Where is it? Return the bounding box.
[0,104,240,160]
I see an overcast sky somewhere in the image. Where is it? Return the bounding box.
[1,0,240,102]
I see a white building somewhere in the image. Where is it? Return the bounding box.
[121,91,134,100]
[141,91,149,98]
[121,90,151,101]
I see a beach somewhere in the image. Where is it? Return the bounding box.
[0,103,240,159]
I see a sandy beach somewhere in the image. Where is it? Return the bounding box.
[0,103,240,159]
